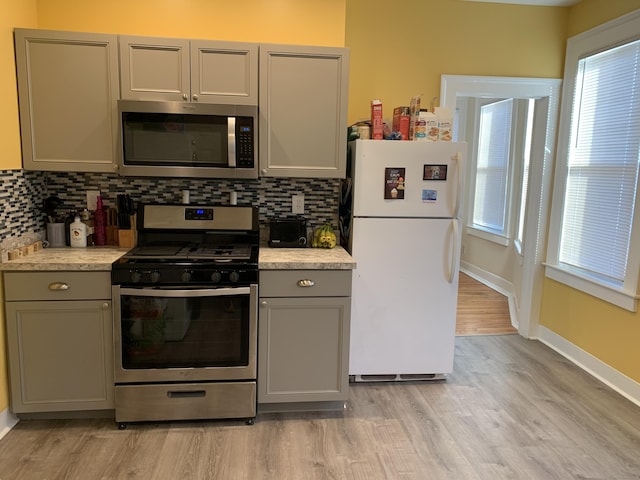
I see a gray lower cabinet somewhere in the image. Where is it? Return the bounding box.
[4,272,114,413]
[258,270,351,408]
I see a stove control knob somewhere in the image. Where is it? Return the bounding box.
[229,271,240,284]
[130,271,142,283]
[210,272,222,283]
[181,270,192,283]
[150,271,161,283]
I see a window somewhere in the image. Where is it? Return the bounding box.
[515,99,535,253]
[546,11,640,312]
[469,98,514,244]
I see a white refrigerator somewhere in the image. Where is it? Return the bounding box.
[346,139,466,380]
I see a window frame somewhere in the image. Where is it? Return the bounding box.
[545,10,640,312]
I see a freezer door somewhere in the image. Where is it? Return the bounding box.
[349,216,460,376]
[351,139,465,219]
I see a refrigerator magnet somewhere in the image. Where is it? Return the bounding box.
[423,164,447,180]
[422,189,437,202]
[384,167,405,199]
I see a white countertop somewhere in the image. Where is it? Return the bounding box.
[0,247,130,271]
[0,245,356,271]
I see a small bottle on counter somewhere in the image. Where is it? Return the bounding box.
[94,196,106,246]
[70,215,87,248]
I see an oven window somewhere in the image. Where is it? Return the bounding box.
[120,292,249,369]
[122,112,227,167]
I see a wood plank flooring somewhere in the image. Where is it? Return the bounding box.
[456,272,517,336]
[1,335,640,479]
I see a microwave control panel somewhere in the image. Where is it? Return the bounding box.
[237,117,255,168]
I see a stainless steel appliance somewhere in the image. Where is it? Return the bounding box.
[118,100,258,179]
[111,203,259,426]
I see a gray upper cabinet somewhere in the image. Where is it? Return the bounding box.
[119,35,258,105]
[14,29,120,173]
[259,44,349,178]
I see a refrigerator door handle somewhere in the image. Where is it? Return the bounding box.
[448,219,459,284]
[453,152,462,219]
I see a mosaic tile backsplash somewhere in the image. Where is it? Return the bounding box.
[1,169,340,250]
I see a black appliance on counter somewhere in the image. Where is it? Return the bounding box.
[268,217,307,248]
[111,203,259,427]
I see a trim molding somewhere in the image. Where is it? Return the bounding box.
[538,326,640,408]
[0,408,19,440]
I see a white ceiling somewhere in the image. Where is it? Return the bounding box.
[465,0,581,6]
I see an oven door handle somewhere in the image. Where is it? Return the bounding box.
[118,287,250,298]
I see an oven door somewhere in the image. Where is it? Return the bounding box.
[113,284,257,383]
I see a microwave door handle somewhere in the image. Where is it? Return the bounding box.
[228,117,237,167]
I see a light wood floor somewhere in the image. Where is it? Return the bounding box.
[2,334,640,479]
[457,272,517,336]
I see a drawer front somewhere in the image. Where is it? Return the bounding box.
[115,382,256,423]
[4,271,111,301]
[260,270,351,297]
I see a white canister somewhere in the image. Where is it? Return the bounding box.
[70,215,87,247]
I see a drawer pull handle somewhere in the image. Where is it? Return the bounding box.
[297,279,315,288]
[48,282,70,291]
[167,390,206,399]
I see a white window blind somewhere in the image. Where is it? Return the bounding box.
[559,39,640,284]
[472,99,513,234]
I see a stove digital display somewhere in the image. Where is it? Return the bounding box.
[185,208,214,221]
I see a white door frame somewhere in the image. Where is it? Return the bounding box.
[441,75,561,338]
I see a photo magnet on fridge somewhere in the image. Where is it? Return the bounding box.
[423,164,447,180]
[384,168,405,199]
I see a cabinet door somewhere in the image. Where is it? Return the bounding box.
[258,296,350,403]
[5,300,114,413]
[259,44,349,178]
[191,40,258,105]
[14,29,120,173]
[119,35,190,101]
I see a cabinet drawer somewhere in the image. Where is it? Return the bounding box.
[260,270,351,297]
[4,271,111,301]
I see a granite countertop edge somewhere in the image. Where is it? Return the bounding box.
[0,246,356,271]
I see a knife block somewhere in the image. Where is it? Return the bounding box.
[118,214,137,248]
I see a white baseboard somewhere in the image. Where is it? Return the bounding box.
[538,326,640,407]
[0,408,19,440]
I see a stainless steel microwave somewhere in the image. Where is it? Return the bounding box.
[117,100,258,179]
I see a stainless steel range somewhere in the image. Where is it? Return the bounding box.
[111,204,259,426]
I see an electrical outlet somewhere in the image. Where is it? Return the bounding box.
[86,190,101,211]
[292,194,305,214]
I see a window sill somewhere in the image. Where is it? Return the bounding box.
[544,263,638,312]
[467,226,510,247]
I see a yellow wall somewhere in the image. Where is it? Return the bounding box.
[34,0,347,46]
[0,0,37,414]
[540,0,640,384]
[345,0,568,124]
[0,0,37,171]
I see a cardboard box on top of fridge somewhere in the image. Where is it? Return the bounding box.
[408,95,421,140]
[417,110,439,142]
[371,99,384,140]
[434,107,453,141]
[392,106,410,140]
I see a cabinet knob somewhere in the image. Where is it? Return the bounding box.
[182,93,188,100]
[260,300,268,307]
[102,302,109,309]
[48,282,69,291]
[297,279,315,288]
[192,94,198,101]
[261,169,268,175]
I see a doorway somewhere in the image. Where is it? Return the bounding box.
[441,75,561,339]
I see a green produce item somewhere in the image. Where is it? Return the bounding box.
[312,223,337,249]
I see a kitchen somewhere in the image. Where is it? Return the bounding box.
[1,0,640,478]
